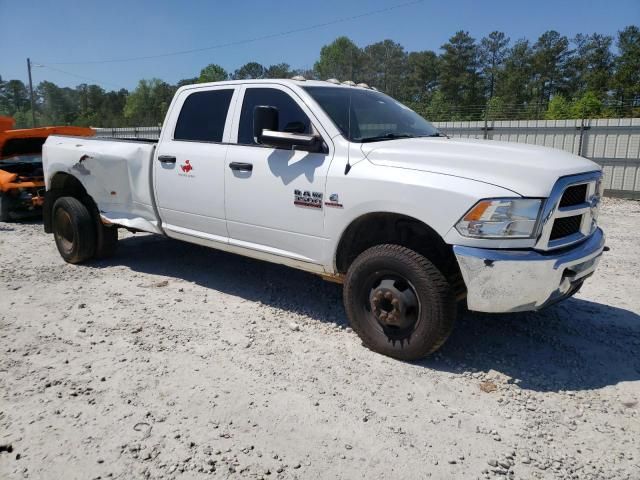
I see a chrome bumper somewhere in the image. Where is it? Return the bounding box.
[453,228,605,313]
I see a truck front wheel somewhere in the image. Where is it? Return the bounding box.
[52,196,96,264]
[343,244,456,360]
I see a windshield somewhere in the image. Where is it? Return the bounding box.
[303,86,440,142]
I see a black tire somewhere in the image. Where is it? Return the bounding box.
[94,223,118,259]
[52,196,96,264]
[343,244,456,360]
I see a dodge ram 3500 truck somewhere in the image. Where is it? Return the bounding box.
[42,78,605,360]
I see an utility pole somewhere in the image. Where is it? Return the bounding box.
[27,58,36,127]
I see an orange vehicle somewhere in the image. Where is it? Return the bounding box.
[0,117,94,221]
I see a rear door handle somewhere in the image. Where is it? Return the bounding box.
[229,162,253,172]
[158,155,176,164]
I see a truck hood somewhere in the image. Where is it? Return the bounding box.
[361,137,601,197]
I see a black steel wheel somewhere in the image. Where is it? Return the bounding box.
[344,244,456,360]
[52,196,96,264]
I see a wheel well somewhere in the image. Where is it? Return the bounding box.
[335,212,465,297]
[44,173,92,233]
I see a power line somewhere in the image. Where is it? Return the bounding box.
[36,64,126,89]
[39,0,424,65]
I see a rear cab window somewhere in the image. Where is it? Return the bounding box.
[174,89,234,142]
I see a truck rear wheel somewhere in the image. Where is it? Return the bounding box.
[343,244,456,360]
[52,196,96,264]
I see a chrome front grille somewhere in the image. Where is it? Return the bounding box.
[535,171,602,251]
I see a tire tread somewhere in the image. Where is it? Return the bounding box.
[343,244,456,360]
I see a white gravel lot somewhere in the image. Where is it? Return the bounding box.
[1,197,639,480]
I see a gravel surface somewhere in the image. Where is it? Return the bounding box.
[1,198,639,479]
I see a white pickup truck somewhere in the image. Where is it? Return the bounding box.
[42,78,605,360]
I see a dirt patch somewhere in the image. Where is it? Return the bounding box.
[1,199,639,479]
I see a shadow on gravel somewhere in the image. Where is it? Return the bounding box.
[95,234,640,393]
[424,301,640,392]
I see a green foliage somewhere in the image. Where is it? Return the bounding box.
[264,63,292,79]
[198,64,228,83]
[485,96,508,120]
[545,96,572,119]
[1,25,638,128]
[438,31,483,117]
[479,31,510,98]
[362,40,407,98]
[612,26,640,114]
[400,51,439,104]
[314,36,364,81]
[233,62,265,80]
[124,79,175,126]
[570,91,603,118]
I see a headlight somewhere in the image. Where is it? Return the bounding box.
[456,198,542,238]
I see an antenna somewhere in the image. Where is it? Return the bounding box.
[344,92,353,175]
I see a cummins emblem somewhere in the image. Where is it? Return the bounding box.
[294,189,323,209]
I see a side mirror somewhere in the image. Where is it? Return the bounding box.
[253,105,323,153]
[253,105,279,144]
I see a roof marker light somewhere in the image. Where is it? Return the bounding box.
[326,78,340,84]
[342,80,356,86]
[291,75,306,81]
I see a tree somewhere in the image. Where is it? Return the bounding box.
[176,77,198,88]
[424,91,452,121]
[124,79,175,126]
[485,96,509,120]
[362,40,407,97]
[612,25,640,113]
[233,62,265,80]
[496,39,534,110]
[264,63,292,79]
[567,33,613,98]
[37,81,78,125]
[314,36,363,81]
[531,31,571,107]
[438,31,483,117]
[400,50,439,104]
[479,31,510,99]
[545,95,572,119]
[197,64,228,83]
[570,91,603,118]
[0,78,30,116]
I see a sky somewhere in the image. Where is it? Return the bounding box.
[1,0,638,91]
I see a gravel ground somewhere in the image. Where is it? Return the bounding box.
[1,197,639,480]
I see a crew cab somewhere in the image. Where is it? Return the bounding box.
[42,78,606,360]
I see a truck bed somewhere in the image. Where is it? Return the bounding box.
[43,135,162,233]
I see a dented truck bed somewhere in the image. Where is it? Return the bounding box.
[42,136,162,233]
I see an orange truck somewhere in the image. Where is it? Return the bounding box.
[0,117,94,221]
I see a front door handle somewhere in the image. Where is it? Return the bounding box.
[229,162,253,172]
[158,155,176,164]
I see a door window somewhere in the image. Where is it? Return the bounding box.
[237,88,311,146]
[174,89,234,142]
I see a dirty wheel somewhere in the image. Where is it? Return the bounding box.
[52,196,96,263]
[344,244,456,360]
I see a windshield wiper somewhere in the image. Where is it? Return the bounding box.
[415,132,447,138]
[358,133,416,143]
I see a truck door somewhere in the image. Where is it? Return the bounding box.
[224,85,333,264]
[154,86,238,242]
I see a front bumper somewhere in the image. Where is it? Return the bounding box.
[453,228,605,313]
